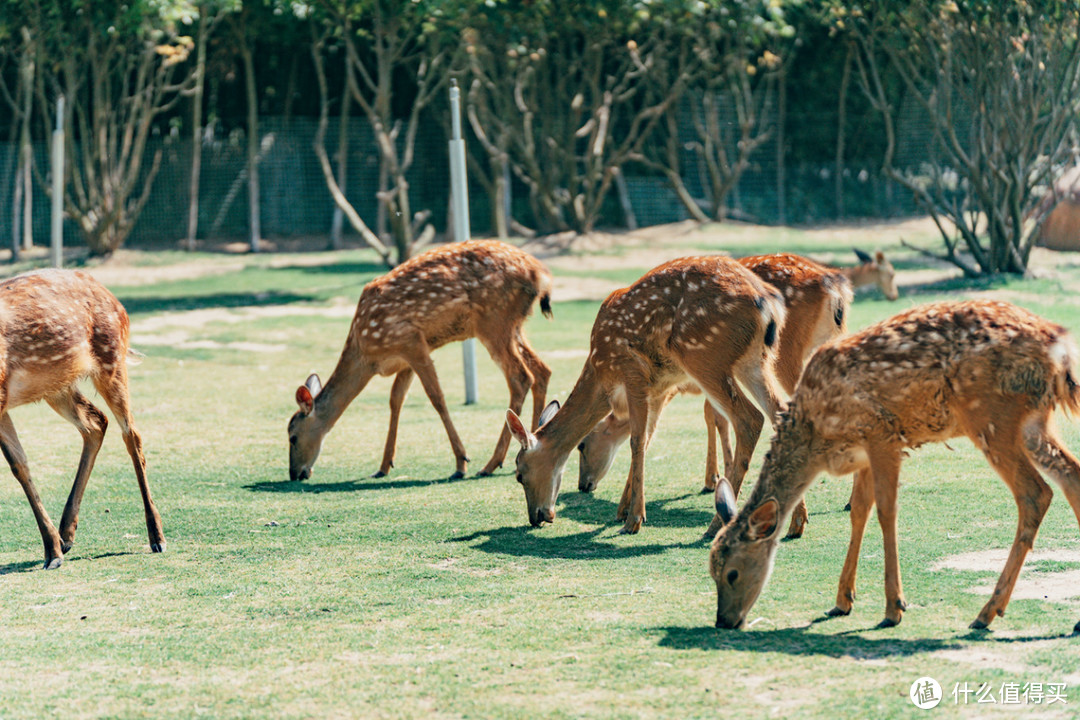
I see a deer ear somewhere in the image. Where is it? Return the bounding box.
[853,247,873,265]
[506,409,536,450]
[874,250,886,264]
[715,479,737,525]
[305,373,323,397]
[745,499,780,541]
[296,385,315,414]
[538,400,560,427]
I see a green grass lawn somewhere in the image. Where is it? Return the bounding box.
[0,224,1079,718]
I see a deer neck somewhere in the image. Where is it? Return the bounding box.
[536,363,613,460]
[313,337,378,432]
[743,409,822,522]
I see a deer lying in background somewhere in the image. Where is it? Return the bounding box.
[289,240,552,482]
[0,270,164,569]
[710,300,1080,632]
[576,254,853,539]
[506,256,786,534]
[842,248,898,301]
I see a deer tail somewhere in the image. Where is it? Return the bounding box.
[1050,334,1080,416]
[540,292,553,319]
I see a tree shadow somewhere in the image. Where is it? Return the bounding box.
[120,290,316,316]
[558,489,714,531]
[243,472,475,494]
[657,623,961,659]
[273,261,388,276]
[449,521,694,561]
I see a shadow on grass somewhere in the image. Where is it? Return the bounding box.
[658,623,962,659]
[243,472,474,494]
[120,290,316,316]
[272,261,388,276]
[0,559,43,574]
[558,489,715,531]
[449,522,693,560]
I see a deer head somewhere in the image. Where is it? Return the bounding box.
[577,415,625,493]
[288,373,325,481]
[852,248,899,301]
[507,401,562,526]
[709,480,784,629]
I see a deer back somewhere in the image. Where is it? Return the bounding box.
[587,256,785,386]
[793,300,1078,454]
[739,253,852,392]
[0,269,130,409]
[351,241,552,358]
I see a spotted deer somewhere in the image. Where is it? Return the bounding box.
[0,269,164,569]
[842,248,898,300]
[576,253,853,539]
[709,300,1080,632]
[505,256,786,534]
[289,240,552,482]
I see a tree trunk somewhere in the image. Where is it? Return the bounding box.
[240,41,261,252]
[835,44,852,220]
[329,80,350,250]
[186,8,208,251]
[775,66,786,225]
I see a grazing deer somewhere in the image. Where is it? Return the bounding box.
[506,256,786,534]
[842,248,898,301]
[0,269,164,569]
[709,300,1080,632]
[576,254,853,539]
[289,240,552,482]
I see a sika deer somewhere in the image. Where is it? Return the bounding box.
[710,300,1080,632]
[288,240,552,481]
[842,248,898,300]
[0,269,164,569]
[575,253,853,539]
[505,256,786,534]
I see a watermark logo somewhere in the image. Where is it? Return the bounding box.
[910,676,943,710]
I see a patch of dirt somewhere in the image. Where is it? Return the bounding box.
[932,549,1080,603]
[129,299,357,335]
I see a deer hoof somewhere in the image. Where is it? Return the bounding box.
[843,502,851,512]
[61,540,74,554]
[150,541,166,553]
[618,517,642,535]
[969,618,990,631]
[876,616,901,629]
[1073,619,1080,635]
[371,470,388,479]
[44,556,63,570]
[826,606,851,618]
[448,470,465,481]
[701,475,719,494]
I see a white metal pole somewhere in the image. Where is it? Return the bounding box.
[50,95,64,268]
[449,80,479,405]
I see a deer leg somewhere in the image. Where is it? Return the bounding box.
[516,335,551,430]
[47,389,108,553]
[93,370,165,554]
[617,388,660,535]
[702,402,733,494]
[969,432,1053,629]
[870,446,906,627]
[405,343,470,479]
[0,414,64,568]
[374,369,414,478]
[828,468,875,617]
[478,339,533,477]
[700,380,764,539]
[1023,419,1080,633]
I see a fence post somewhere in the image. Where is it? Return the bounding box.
[50,95,64,268]
[449,80,479,405]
